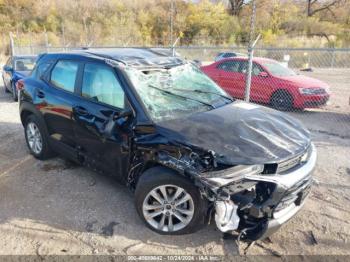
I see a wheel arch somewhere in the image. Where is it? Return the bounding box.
[20,102,47,131]
[271,88,293,98]
[270,88,295,103]
[133,161,180,187]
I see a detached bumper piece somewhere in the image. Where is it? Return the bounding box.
[214,200,240,232]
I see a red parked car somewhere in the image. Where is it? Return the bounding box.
[201,57,330,110]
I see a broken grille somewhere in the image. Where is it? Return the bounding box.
[277,146,311,174]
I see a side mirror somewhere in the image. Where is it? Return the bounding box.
[3,65,13,72]
[114,109,133,121]
[102,109,133,138]
[258,72,268,77]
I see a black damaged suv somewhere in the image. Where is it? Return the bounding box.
[19,48,316,240]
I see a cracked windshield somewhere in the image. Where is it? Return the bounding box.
[125,63,232,121]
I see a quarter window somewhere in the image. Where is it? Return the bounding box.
[50,60,79,92]
[82,63,125,109]
[33,62,52,79]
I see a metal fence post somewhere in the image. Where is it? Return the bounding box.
[244,0,257,102]
[331,49,336,68]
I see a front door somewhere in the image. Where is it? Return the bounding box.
[216,60,246,99]
[73,62,131,182]
[250,62,272,103]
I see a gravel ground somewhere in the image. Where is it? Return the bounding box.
[0,69,349,257]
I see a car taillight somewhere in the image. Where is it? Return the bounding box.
[16,80,25,91]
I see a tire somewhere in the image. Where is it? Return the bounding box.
[24,114,54,160]
[270,90,293,111]
[3,77,9,93]
[135,166,208,235]
[11,81,18,101]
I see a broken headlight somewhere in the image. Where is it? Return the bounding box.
[203,165,264,188]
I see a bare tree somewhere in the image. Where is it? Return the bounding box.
[227,0,246,16]
[306,0,343,17]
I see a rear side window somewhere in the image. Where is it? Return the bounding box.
[50,60,79,92]
[217,61,242,72]
[82,63,125,109]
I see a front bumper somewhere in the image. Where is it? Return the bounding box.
[260,201,306,239]
[245,144,317,239]
[212,144,317,240]
[295,94,330,108]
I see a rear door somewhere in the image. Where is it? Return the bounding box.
[216,60,245,99]
[73,62,131,181]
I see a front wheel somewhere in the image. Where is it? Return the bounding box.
[135,167,208,235]
[270,90,293,111]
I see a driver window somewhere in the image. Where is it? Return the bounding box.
[239,62,264,76]
[252,63,264,76]
[82,63,125,109]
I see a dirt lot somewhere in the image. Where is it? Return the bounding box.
[0,69,349,257]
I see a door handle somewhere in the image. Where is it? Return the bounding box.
[37,90,45,98]
[74,106,89,116]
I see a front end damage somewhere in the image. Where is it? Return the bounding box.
[201,144,316,241]
[128,128,316,241]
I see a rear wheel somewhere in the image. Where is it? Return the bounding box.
[135,166,207,235]
[24,115,54,160]
[270,90,293,111]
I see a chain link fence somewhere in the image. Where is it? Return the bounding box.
[11,45,350,68]
[5,44,350,143]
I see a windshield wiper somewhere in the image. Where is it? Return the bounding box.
[148,85,215,109]
[173,88,234,102]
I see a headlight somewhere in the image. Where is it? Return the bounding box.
[298,87,326,95]
[204,165,264,187]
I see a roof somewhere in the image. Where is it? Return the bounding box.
[76,48,184,68]
[217,56,276,63]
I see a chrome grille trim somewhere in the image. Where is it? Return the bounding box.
[277,146,311,174]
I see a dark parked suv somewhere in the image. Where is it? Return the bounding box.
[19,48,316,241]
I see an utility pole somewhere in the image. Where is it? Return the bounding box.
[244,0,257,102]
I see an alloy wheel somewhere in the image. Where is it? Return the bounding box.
[26,122,43,154]
[142,184,195,233]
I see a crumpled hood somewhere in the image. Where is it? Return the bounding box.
[155,102,311,165]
